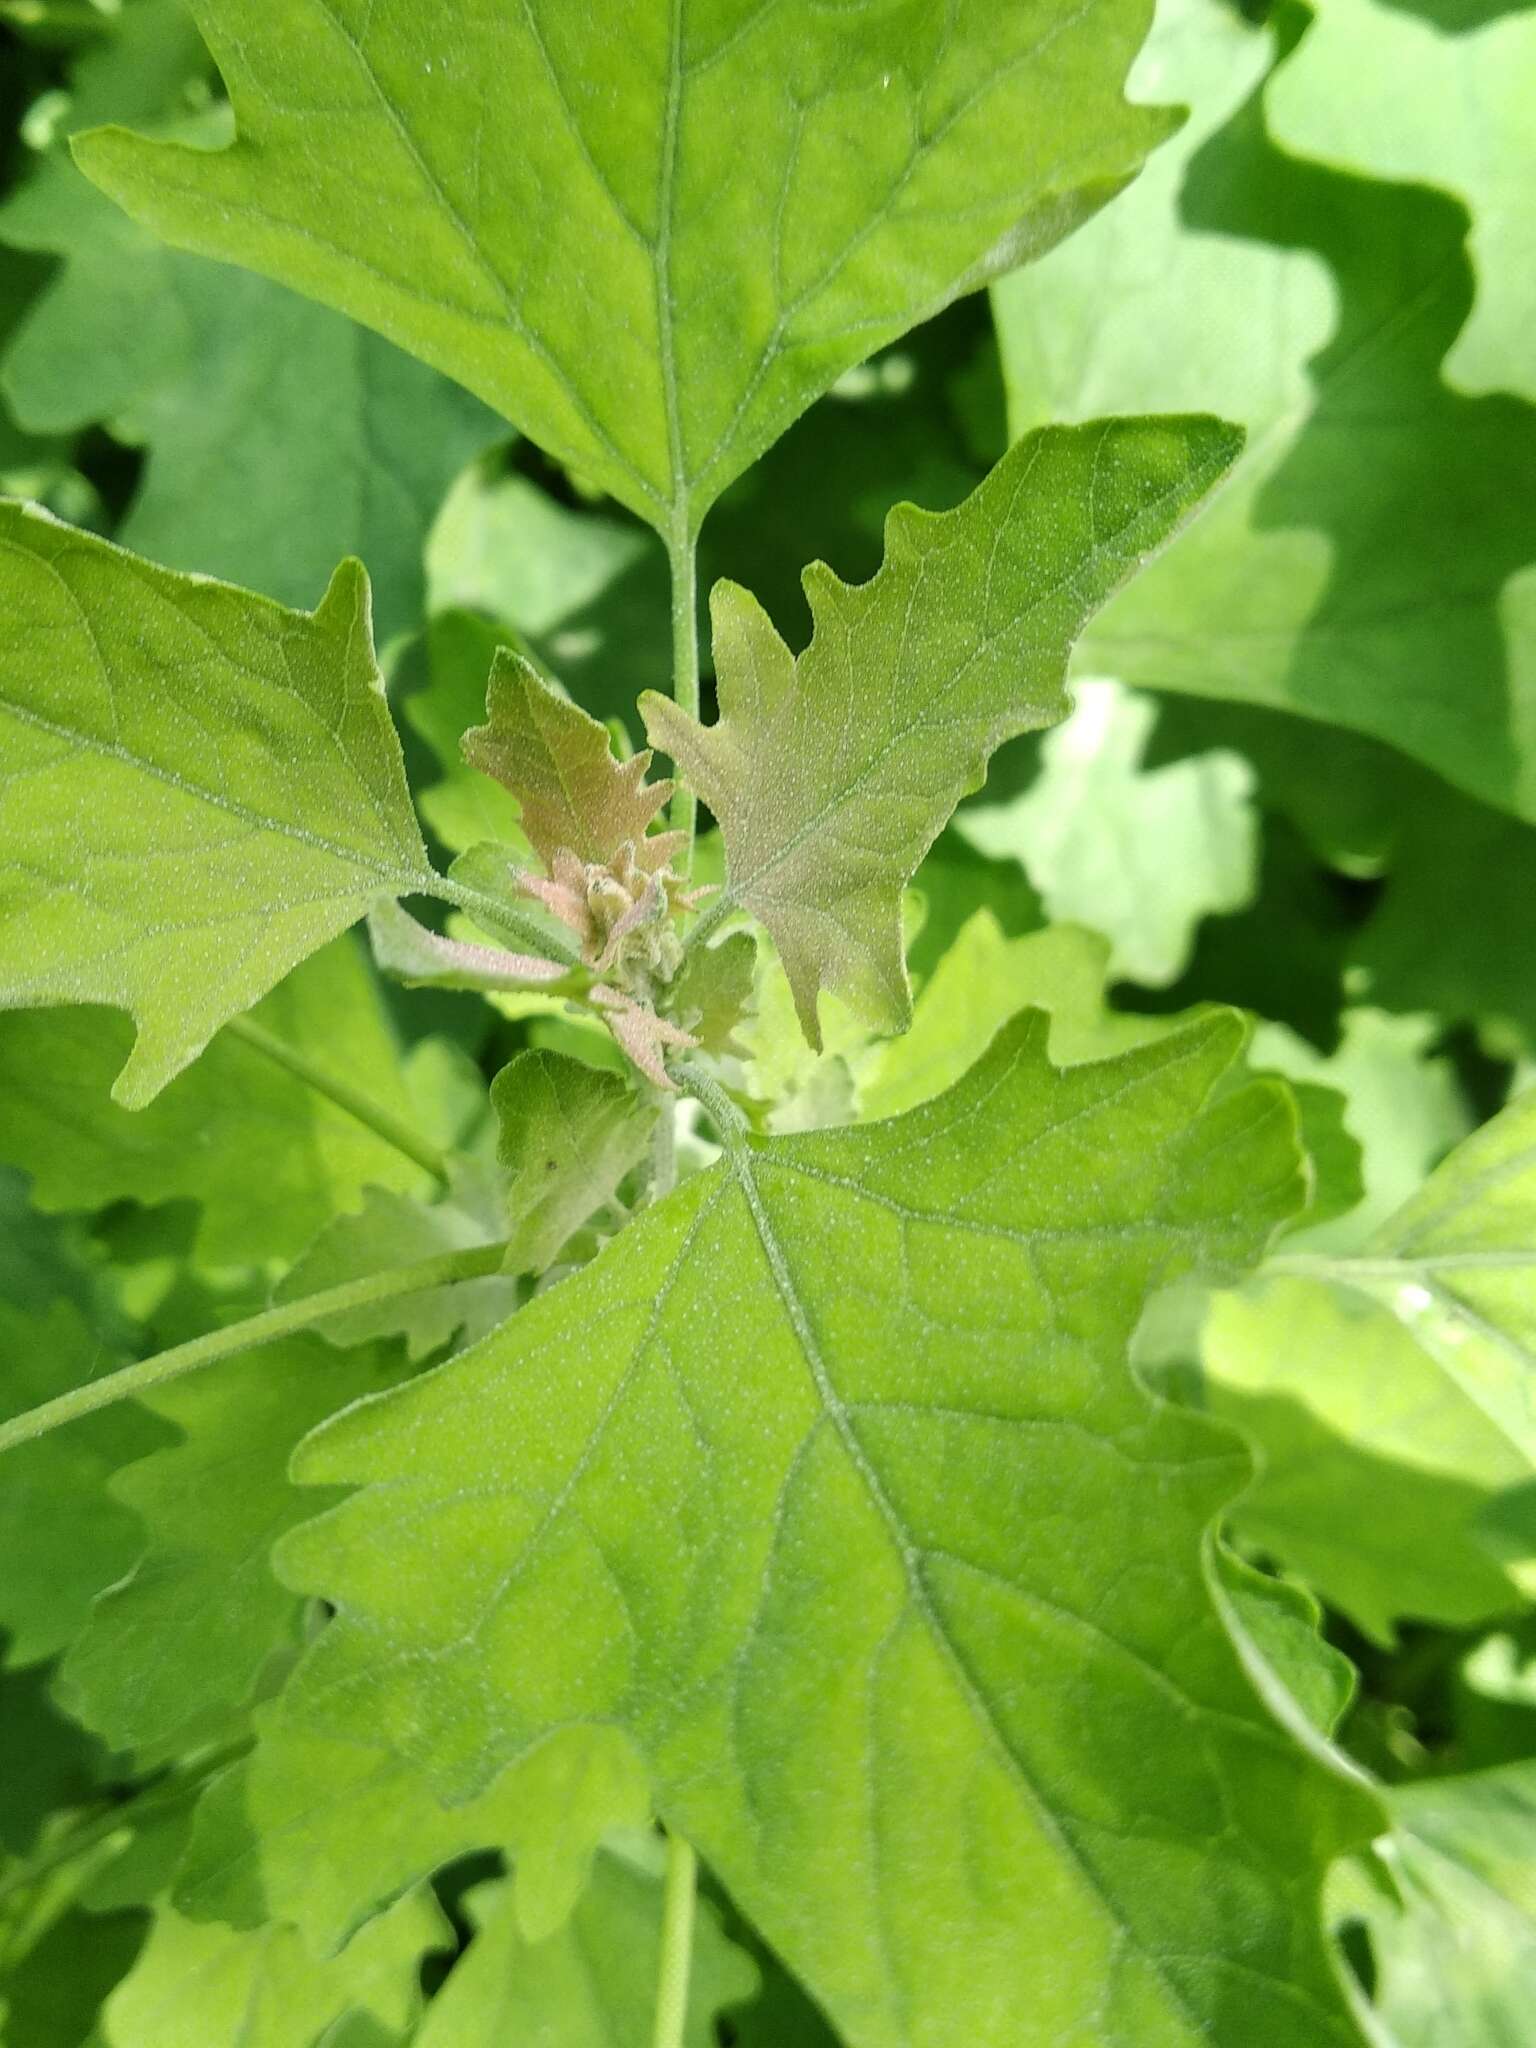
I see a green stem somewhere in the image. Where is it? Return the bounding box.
[651,1830,698,2048]
[0,1243,509,1458]
[227,1015,450,1185]
[666,524,700,876]
[428,873,584,968]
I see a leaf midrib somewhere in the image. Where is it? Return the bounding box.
[716,1104,1218,2046]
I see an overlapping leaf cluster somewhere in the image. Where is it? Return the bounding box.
[1,0,1533,2042]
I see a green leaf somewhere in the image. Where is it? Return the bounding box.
[0,1299,167,1669]
[57,1335,409,1751]
[493,1051,655,1278]
[273,1011,1379,2048]
[0,939,434,1266]
[0,505,430,1105]
[1204,1084,1536,1641]
[957,678,1257,987]
[417,1851,756,2048]
[0,1,497,644]
[275,1182,516,1362]
[1269,0,1536,407]
[662,929,756,1057]
[858,913,1168,1123]
[101,1886,442,2048]
[72,0,1174,536]
[1282,1084,1536,1460]
[646,416,1240,1044]
[1347,1764,1536,2047]
[992,0,1536,823]
[1205,1278,1527,1645]
[176,1716,648,1956]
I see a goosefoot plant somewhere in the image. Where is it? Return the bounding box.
[8,1,1510,2044]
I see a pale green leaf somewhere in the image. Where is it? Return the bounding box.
[0,1299,167,1669]
[0,938,434,1266]
[646,416,1240,1044]
[0,505,430,1104]
[662,930,756,1057]
[57,1335,409,1751]
[101,1886,442,2048]
[1205,1085,1536,1640]
[1204,1278,1525,1644]
[1345,1764,1536,2048]
[858,913,1167,1123]
[73,0,1174,535]
[957,677,1256,986]
[1281,1086,1536,1461]
[1208,1546,1356,1746]
[176,1714,648,1956]
[493,1051,655,1277]
[1269,0,1536,406]
[992,0,1536,822]
[275,1180,517,1362]
[1247,1011,1469,1254]
[366,898,576,992]
[417,1851,757,2048]
[272,1011,1379,2048]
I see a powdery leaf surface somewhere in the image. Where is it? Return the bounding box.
[0,504,430,1104]
[73,0,1174,536]
[273,1010,1377,2048]
[646,417,1239,1043]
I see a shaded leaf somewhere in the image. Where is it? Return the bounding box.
[646,416,1240,1044]
[1348,1763,1536,2047]
[0,506,429,1104]
[0,1299,167,1669]
[957,677,1256,986]
[177,1715,648,1957]
[417,1852,756,2048]
[993,0,1536,822]
[493,1051,655,1277]
[1270,0,1536,406]
[0,938,434,1266]
[101,1886,442,2048]
[273,1012,1379,2048]
[57,1335,408,1751]
[275,1181,516,1362]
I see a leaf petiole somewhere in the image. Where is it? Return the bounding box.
[227,1013,452,1185]
[0,1244,510,1459]
[650,1829,698,2048]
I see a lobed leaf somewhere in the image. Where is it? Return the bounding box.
[0,504,430,1104]
[177,1714,648,1957]
[416,1853,756,2048]
[993,0,1536,822]
[494,1050,656,1278]
[646,416,1240,1044]
[72,0,1175,536]
[58,1334,410,1752]
[0,938,433,1266]
[272,1009,1378,2048]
